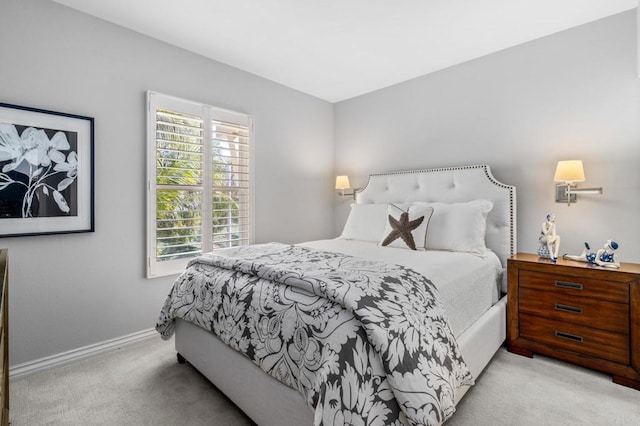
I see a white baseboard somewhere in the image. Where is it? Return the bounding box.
[10,328,158,380]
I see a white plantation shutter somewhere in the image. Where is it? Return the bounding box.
[147,92,253,278]
[211,118,251,248]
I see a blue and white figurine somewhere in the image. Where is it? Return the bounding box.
[538,213,560,262]
[564,240,620,269]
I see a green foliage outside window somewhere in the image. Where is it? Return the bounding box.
[155,109,247,262]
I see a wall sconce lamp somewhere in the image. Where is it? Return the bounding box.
[336,175,357,199]
[554,160,603,206]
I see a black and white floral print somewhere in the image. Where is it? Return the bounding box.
[157,243,473,425]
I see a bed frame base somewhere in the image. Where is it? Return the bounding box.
[175,319,315,425]
[174,296,507,425]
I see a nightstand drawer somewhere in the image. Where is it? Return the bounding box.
[520,313,629,365]
[520,270,629,303]
[519,287,629,334]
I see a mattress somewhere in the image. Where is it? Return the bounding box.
[300,238,502,337]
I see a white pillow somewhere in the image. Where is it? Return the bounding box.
[415,200,493,254]
[379,204,434,250]
[340,204,391,242]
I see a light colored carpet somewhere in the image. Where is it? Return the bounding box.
[11,337,640,425]
[448,349,640,426]
[11,337,253,426]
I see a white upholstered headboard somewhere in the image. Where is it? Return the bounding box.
[355,165,516,289]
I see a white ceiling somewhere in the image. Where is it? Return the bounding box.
[52,0,637,102]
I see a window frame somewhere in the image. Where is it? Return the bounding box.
[146,91,254,278]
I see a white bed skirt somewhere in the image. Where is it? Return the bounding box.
[174,295,507,426]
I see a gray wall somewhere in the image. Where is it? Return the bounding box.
[335,11,640,261]
[0,0,334,365]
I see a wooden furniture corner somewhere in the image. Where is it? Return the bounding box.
[0,249,7,424]
[507,252,640,391]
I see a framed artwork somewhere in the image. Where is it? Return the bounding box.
[0,102,94,237]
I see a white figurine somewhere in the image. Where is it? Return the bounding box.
[564,240,620,269]
[538,213,560,262]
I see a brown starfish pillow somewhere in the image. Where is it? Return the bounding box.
[379,204,434,250]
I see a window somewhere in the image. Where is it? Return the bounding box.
[146,92,253,277]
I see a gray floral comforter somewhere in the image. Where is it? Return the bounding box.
[156,243,473,425]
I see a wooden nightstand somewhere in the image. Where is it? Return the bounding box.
[507,252,640,390]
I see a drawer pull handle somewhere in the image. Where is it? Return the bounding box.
[555,280,583,290]
[554,303,583,314]
[555,330,584,343]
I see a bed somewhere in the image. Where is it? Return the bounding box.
[157,164,516,425]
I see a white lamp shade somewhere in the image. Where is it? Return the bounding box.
[335,175,350,190]
[554,160,586,183]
